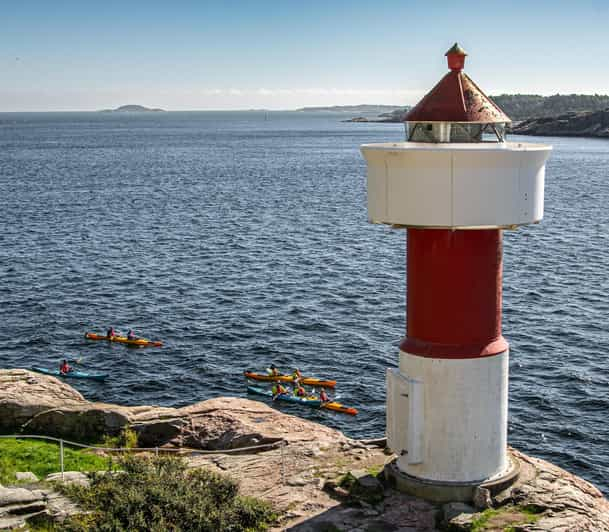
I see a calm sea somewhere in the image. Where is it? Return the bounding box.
[0,111,607,494]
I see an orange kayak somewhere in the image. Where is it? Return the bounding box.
[85,332,163,347]
[243,371,336,388]
[322,402,358,416]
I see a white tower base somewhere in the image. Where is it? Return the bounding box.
[387,351,510,483]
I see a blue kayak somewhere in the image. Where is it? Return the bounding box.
[32,366,108,382]
[247,385,322,408]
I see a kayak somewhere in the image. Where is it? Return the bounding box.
[85,332,163,347]
[323,402,358,416]
[246,386,357,415]
[32,366,108,382]
[247,385,322,408]
[244,371,336,388]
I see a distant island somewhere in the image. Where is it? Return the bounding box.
[297,104,403,115]
[99,104,165,113]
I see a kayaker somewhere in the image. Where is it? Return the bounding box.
[319,387,329,403]
[59,359,72,375]
[292,368,302,385]
[107,327,116,339]
[293,384,306,397]
[127,329,136,341]
[271,383,287,399]
[267,364,280,377]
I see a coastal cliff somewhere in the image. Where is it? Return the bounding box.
[1,369,608,530]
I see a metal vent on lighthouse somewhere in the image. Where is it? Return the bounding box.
[406,43,510,143]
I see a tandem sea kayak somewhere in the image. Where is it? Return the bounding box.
[246,385,357,415]
[85,332,163,347]
[247,385,322,408]
[244,371,336,388]
[32,366,108,382]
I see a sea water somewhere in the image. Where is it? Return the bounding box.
[0,111,607,493]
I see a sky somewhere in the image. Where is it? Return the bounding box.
[1,0,608,111]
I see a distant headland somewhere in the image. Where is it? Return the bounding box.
[332,94,609,139]
[99,104,165,113]
[296,104,402,114]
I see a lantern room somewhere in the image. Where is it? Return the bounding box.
[405,44,509,143]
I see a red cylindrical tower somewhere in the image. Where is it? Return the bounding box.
[402,228,507,359]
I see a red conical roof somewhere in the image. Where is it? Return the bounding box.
[405,44,510,123]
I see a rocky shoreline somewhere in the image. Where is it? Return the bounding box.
[1,369,608,530]
[511,108,609,138]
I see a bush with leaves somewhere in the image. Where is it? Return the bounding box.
[59,454,276,532]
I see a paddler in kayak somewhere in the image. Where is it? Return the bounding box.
[292,368,303,385]
[271,382,287,399]
[293,383,306,397]
[267,364,280,377]
[319,387,329,403]
[127,329,136,341]
[59,359,72,375]
[107,327,116,339]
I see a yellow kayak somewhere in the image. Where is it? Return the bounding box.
[244,371,336,388]
[85,332,163,347]
[322,402,358,416]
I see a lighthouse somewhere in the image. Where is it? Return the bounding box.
[360,44,551,501]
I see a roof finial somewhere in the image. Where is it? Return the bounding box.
[445,43,467,72]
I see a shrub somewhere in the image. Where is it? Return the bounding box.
[100,426,138,449]
[119,427,138,449]
[59,455,276,531]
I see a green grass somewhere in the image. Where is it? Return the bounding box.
[365,464,383,477]
[0,438,111,485]
[470,508,500,531]
[470,505,542,531]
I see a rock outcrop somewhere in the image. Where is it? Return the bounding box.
[0,369,345,449]
[0,485,47,530]
[0,478,84,530]
[511,108,609,138]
